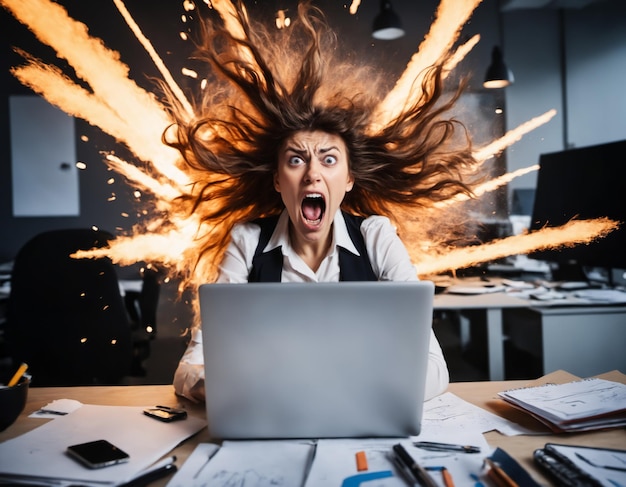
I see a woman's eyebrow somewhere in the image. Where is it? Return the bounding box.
[317,146,340,154]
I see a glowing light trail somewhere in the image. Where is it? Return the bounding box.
[473,109,558,163]
[415,219,620,277]
[112,0,195,120]
[372,0,482,130]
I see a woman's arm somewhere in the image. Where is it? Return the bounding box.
[362,215,450,400]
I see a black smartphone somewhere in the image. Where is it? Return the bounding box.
[66,439,130,469]
[143,405,187,422]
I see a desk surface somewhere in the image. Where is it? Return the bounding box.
[2,370,625,486]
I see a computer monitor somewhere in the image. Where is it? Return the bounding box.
[528,140,626,282]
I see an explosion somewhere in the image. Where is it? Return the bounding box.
[2,0,617,303]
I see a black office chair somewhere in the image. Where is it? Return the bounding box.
[5,228,135,386]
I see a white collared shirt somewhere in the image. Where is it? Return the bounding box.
[173,210,449,402]
[217,209,419,283]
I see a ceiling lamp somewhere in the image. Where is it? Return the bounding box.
[372,0,405,40]
[484,46,515,88]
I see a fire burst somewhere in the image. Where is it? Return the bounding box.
[2,0,617,295]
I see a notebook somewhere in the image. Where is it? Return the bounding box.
[199,281,435,439]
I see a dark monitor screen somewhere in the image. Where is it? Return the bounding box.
[529,140,626,271]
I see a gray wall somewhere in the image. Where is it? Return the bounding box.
[503,0,626,191]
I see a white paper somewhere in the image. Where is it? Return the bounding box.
[0,404,206,485]
[422,392,537,436]
[304,438,490,487]
[169,440,313,487]
[304,438,405,487]
[29,398,83,418]
[166,443,220,487]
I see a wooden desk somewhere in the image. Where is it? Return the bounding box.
[1,371,624,486]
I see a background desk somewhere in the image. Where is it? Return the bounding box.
[434,292,528,381]
[2,370,625,486]
[434,289,626,381]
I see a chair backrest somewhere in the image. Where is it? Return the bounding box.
[6,228,133,386]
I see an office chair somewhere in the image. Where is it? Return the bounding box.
[5,228,135,386]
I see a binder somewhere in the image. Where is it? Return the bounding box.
[533,443,626,487]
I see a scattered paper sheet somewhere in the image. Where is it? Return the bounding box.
[166,443,220,487]
[0,404,206,486]
[29,398,83,418]
[168,440,314,487]
[422,392,537,436]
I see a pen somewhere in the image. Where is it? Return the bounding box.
[393,443,438,487]
[414,441,481,454]
[7,362,28,387]
[120,456,177,487]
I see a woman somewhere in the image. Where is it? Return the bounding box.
[168,2,477,402]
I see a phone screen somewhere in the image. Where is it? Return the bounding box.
[67,440,130,469]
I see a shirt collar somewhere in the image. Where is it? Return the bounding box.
[264,209,360,256]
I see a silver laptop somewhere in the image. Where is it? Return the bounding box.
[199,281,435,439]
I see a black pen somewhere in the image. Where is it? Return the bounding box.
[414,441,481,454]
[393,443,438,487]
[120,457,177,487]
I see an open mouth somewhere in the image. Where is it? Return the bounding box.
[301,193,326,225]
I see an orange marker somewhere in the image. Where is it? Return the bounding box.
[355,450,368,471]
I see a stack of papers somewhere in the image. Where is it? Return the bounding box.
[0,402,206,486]
[498,378,626,432]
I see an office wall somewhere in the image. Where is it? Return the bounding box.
[503,0,626,192]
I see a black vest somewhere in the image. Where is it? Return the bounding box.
[248,212,377,282]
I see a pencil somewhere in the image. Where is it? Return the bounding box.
[442,467,455,487]
[426,466,455,487]
[485,458,518,487]
[7,362,28,387]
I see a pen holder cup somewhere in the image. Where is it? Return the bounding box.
[0,375,30,431]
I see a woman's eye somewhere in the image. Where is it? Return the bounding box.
[323,155,337,165]
[289,155,305,165]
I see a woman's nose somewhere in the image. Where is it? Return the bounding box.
[304,162,321,183]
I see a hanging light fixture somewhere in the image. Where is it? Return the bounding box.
[372,0,405,40]
[484,46,514,88]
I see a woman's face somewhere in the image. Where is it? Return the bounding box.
[274,130,354,245]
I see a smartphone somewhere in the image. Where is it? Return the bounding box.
[143,405,187,422]
[66,439,130,469]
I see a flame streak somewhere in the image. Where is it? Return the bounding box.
[473,109,557,163]
[3,0,190,188]
[372,0,482,130]
[415,218,620,277]
[433,165,539,208]
[104,154,183,202]
[112,0,195,120]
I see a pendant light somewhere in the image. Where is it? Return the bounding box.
[484,46,514,88]
[372,0,405,40]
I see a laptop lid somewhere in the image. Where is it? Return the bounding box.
[199,280,435,439]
